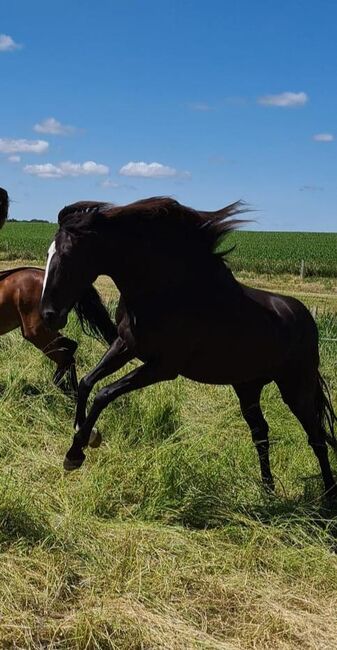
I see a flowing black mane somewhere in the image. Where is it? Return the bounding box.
[57,197,247,259]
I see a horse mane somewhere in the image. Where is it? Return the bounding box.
[57,196,248,258]
[0,187,9,230]
[73,285,118,345]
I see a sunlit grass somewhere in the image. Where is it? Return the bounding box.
[0,310,336,648]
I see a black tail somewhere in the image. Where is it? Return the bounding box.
[317,372,337,449]
[74,285,118,346]
[0,187,9,229]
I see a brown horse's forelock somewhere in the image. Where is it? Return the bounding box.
[57,196,249,257]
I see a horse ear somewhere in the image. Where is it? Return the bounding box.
[58,201,109,229]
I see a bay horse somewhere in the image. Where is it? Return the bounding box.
[0,266,118,396]
[40,197,337,499]
[0,187,118,396]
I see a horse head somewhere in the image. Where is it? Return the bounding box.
[40,202,107,330]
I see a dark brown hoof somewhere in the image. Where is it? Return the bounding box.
[88,428,102,449]
[63,453,85,471]
[325,483,337,501]
[263,478,275,494]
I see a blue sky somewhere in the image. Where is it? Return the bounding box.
[1,0,336,230]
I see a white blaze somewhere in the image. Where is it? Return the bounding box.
[42,240,56,299]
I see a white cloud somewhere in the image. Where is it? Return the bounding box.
[313,133,334,142]
[119,161,190,179]
[24,160,109,178]
[34,117,76,135]
[0,34,21,52]
[24,164,63,178]
[258,91,308,107]
[61,161,109,176]
[8,155,21,163]
[0,138,48,154]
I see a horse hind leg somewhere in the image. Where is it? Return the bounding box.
[276,373,336,499]
[234,381,275,492]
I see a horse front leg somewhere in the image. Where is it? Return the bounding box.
[74,336,134,435]
[65,361,176,470]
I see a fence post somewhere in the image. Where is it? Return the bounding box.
[300,260,305,279]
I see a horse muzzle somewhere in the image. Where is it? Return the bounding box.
[41,308,68,331]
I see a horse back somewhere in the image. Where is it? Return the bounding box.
[0,267,45,334]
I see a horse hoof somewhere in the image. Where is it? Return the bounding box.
[63,454,85,471]
[326,484,337,502]
[88,428,102,449]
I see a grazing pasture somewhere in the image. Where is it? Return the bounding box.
[0,220,336,648]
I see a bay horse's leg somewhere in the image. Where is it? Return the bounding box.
[234,382,274,491]
[277,375,336,499]
[52,354,78,397]
[74,336,134,431]
[65,361,176,470]
[21,316,78,396]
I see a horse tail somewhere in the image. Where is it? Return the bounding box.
[0,188,9,229]
[74,285,118,346]
[317,372,337,449]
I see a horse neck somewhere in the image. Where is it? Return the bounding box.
[104,244,238,304]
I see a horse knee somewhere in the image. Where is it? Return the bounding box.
[251,425,269,448]
[78,375,92,398]
[242,405,269,441]
[93,386,111,410]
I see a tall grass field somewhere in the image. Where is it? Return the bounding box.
[0,225,336,648]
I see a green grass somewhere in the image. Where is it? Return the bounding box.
[0,309,337,648]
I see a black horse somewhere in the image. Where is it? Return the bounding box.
[40,197,337,498]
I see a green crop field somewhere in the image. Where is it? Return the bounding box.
[0,222,57,260]
[1,222,336,276]
[228,231,337,277]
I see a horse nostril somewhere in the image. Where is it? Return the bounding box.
[42,309,57,327]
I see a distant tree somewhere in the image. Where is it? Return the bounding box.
[7,218,51,223]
